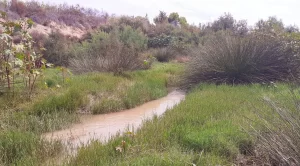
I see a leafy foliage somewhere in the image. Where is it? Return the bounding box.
[211,13,235,32]
[153,11,168,24]
[255,16,284,33]
[119,25,148,51]
[0,12,47,95]
[148,34,173,48]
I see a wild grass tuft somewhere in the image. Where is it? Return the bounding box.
[248,87,300,165]
[0,130,62,165]
[183,32,300,87]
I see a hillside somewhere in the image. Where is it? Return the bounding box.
[0,0,108,38]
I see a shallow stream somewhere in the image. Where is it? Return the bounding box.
[43,90,185,150]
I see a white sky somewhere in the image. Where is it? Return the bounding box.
[27,0,299,27]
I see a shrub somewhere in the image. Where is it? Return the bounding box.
[43,31,73,66]
[29,30,47,48]
[9,0,27,17]
[152,47,176,62]
[119,25,148,51]
[69,28,148,74]
[148,34,174,48]
[99,16,151,36]
[148,23,175,37]
[148,28,197,50]
[183,32,300,87]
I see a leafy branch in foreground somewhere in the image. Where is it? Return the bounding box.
[0,11,49,96]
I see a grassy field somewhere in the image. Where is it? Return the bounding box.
[69,84,295,165]
[0,62,296,165]
[0,63,183,165]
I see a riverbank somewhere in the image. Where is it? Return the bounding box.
[0,63,183,165]
[69,84,294,165]
[44,90,184,156]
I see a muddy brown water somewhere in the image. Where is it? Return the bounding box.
[43,90,185,151]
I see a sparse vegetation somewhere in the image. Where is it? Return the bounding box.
[1,0,107,29]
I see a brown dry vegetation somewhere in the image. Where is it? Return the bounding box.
[0,0,108,38]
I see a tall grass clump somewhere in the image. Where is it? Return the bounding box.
[30,88,86,116]
[183,32,300,87]
[249,88,300,165]
[0,130,61,165]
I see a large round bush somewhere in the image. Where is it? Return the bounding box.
[183,32,300,87]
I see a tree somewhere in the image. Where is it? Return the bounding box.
[153,11,168,24]
[211,13,235,32]
[255,16,284,32]
[168,12,188,27]
[205,13,248,36]
[179,17,188,27]
[285,25,299,33]
[235,20,248,36]
[168,12,179,23]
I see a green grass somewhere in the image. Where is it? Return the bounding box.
[0,130,62,166]
[1,61,293,165]
[69,84,294,165]
[0,62,183,165]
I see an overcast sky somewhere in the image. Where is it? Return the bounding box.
[29,0,299,27]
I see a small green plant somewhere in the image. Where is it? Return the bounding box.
[0,12,47,96]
